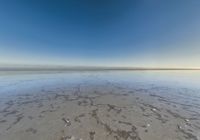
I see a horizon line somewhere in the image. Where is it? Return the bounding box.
[0,65,200,71]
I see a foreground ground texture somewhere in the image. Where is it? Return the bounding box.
[0,72,200,140]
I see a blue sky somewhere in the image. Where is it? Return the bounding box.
[0,0,200,67]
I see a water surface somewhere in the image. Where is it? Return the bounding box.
[0,70,200,140]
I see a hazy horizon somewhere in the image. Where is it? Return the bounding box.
[0,64,200,71]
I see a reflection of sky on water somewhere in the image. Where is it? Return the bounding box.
[0,71,200,96]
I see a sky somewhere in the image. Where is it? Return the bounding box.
[0,0,200,68]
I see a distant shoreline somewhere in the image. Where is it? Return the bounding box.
[0,66,200,71]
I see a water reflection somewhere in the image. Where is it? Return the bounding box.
[1,70,200,93]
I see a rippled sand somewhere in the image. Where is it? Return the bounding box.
[0,72,200,140]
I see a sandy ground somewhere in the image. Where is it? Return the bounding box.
[0,74,200,140]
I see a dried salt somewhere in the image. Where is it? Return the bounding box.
[152,108,156,111]
[185,119,189,122]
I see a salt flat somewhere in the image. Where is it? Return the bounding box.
[0,71,200,140]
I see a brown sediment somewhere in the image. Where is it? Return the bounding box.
[60,136,72,140]
[26,127,37,134]
[17,100,41,106]
[40,109,56,113]
[78,99,89,106]
[151,109,168,123]
[7,114,24,130]
[74,113,85,123]
[3,110,19,117]
[107,104,122,114]
[177,125,198,140]
[115,126,141,140]
[159,98,200,110]
[77,95,95,106]
[0,100,14,113]
[166,109,186,120]
[90,108,141,140]
[89,131,95,140]
[90,109,100,124]
[62,118,71,126]
[140,103,168,123]
[141,103,161,111]
[118,120,132,126]
[55,94,69,101]
[13,114,24,125]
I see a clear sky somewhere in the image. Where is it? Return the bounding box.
[0,0,200,67]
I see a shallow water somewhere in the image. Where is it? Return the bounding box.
[0,70,200,95]
[0,70,200,140]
